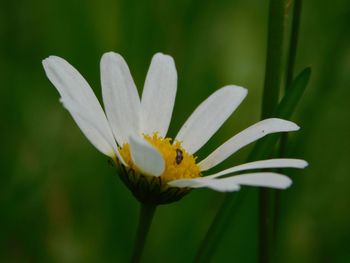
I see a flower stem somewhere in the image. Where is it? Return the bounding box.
[131,203,157,263]
[274,0,303,238]
[259,0,289,262]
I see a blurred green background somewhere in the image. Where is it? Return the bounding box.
[1,0,350,262]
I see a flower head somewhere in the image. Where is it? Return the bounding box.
[43,52,307,204]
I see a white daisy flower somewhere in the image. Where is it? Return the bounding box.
[42,52,307,204]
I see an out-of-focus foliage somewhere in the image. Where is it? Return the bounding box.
[0,0,349,262]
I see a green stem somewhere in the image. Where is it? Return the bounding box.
[261,0,286,119]
[274,0,302,239]
[131,203,157,263]
[259,0,289,262]
[285,0,302,89]
[193,66,310,262]
[194,1,295,261]
[194,191,247,263]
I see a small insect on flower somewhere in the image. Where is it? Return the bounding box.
[42,52,308,204]
[175,149,184,165]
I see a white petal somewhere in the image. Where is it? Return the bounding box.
[222,173,292,189]
[175,85,247,154]
[42,56,120,159]
[205,159,308,179]
[198,181,242,192]
[168,177,241,192]
[199,118,300,171]
[140,53,177,137]
[129,135,165,177]
[168,172,291,192]
[101,52,141,145]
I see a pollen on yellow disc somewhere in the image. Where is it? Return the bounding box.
[118,133,201,182]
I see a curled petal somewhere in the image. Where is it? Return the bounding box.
[168,172,292,192]
[129,135,165,177]
[205,159,308,179]
[199,118,300,171]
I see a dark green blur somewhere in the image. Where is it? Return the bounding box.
[1,0,349,262]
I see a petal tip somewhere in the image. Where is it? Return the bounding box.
[222,85,248,102]
[301,160,309,168]
[276,175,293,189]
[284,119,299,130]
[42,56,55,67]
[282,178,293,189]
[292,123,300,131]
[42,58,48,67]
[269,118,300,131]
[43,55,63,63]
[228,85,248,94]
[101,51,119,61]
[153,52,175,63]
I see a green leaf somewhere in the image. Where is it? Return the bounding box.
[249,67,311,161]
[194,67,311,262]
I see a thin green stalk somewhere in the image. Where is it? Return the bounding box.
[274,0,303,238]
[259,0,289,262]
[285,0,302,89]
[194,190,247,263]
[131,203,157,263]
[261,0,287,119]
[194,1,304,261]
[194,66,310,263]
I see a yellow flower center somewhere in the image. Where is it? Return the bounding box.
[118,133,201,182]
